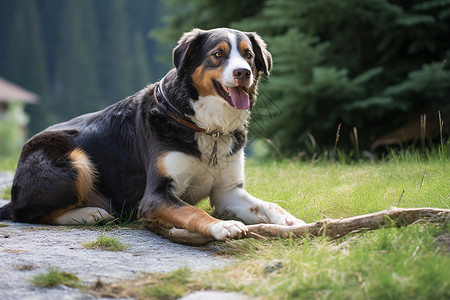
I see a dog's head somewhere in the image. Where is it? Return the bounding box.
[173,28,272,113]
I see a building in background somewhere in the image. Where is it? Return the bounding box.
[0,77,38,156]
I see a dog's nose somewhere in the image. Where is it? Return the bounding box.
[233,68,251,86]
[233,68,251,79]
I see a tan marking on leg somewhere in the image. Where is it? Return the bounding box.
[157,153,168,177]
[39,207,76,224]
[191,66,224,97]
[270,203,287,215]
[37,149,110,225]
[249,205,260,214]
[144,205,220,237]
[69,148,97,202]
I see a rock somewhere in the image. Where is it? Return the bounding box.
[264,260,283,274]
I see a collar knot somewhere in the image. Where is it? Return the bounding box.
[152,82,224,167]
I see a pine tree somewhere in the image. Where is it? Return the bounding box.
[97,0,133,105]
[155,0,450,154]
[0,0,10,72]
[0,0,168,134]
[55,0,101,120]
[3,0,50,133]
[240,0,450,154]
[125,0,162,81]
[132,31,151,91]
[151,0,264,50]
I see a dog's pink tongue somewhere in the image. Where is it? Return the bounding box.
[229,86,249,110]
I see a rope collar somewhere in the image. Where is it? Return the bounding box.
[152,79,222,166]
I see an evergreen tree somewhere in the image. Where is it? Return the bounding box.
[157,0,450,155]
[97,0,133,104]
[125,0,163,80]
[151,0,264,49]
[236,0,450,154]
[132,31,151,90]
[3,0,49,133]
[0,0,10,72]
[55,0,101,120]
[0,0,167,135]
[36,0,63,83]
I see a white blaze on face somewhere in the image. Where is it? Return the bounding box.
[221,31,253,88]
[190,30,254,132]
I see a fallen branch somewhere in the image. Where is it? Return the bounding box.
[144,207,450,246]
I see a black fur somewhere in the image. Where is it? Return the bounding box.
[0,28,271,224]
[0,202,11,220]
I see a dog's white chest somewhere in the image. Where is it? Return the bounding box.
[162,136,243,205]
[163,151,215,204]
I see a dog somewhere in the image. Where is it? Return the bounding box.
[0,28,305,241]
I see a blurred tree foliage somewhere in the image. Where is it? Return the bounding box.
[155,0,450,154]
[0,0,165,134]
[1,0,449,155]
[55,0,101,118]
[3,0,50,132]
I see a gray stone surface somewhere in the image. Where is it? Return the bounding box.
[0,216,234,299]
[0,196,240,299]
[0,172,252,300]
[180,291,251,300]
[0,171,14,191]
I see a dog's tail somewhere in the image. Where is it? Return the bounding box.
[0,202,12,220]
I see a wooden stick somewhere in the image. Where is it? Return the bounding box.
[143,207,450,246]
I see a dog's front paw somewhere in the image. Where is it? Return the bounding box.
[209,220,248,241]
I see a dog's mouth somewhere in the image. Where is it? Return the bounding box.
[213,80,249,110]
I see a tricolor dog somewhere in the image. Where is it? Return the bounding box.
[0,28,305,241]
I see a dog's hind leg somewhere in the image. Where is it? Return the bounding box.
[12,131,113,224]
[49,207,114,225]
[40,148,114,225]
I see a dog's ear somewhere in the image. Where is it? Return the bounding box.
[246,32,272,77]
[173,28,204,75]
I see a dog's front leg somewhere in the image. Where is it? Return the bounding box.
[211,186,306,226]
[138,193,248,241]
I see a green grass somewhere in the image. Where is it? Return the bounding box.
[141,267,193,299]
[92,204,141,229]
[243,158,448,223]
[95,223,449,299]
[1,185,11,200]
[199,224,450,299]
[83,231,130,251]
[112,154,449,299]
[0,154,18,172]
[207,157,449,299]
[32,267,82,288]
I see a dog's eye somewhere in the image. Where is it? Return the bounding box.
[246,52,253,59]
[213,52,223,58]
